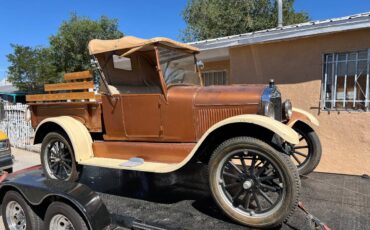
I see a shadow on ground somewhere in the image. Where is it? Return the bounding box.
[77,164,370,230]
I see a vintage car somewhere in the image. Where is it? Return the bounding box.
[26,36,322,228]
[0,130,13,173]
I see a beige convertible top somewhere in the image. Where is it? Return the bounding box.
[88,36,199,55]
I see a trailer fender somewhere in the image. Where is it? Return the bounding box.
[34,116,93,162]
[0,171,111,230]
[287,108,319,128]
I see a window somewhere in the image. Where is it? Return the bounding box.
[322,50,370,111]
[202,71,227,86]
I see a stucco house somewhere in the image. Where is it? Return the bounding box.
[0,79,26,104]
[191,12,370,175]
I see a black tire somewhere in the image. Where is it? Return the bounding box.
[2,190,43,230]
[41,132,79,182]
[291,125,322,175]
[209,137,300,229]
[44,202,88,230]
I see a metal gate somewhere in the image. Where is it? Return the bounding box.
[0,103,36,151]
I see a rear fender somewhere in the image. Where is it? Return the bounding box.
[34,116,93,162]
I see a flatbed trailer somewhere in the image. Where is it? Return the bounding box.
[0,164,335,230]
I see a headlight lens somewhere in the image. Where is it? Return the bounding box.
[0,139,10,152]
[283,100,293,120]
[263,102,275,119]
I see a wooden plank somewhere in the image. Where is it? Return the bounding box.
[45,81,94,91]
[26,92,97,102]
[64,71,92,81]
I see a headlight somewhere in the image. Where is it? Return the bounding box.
[0,139,10,152]
[263,102,275,119]
[283,100,293,120]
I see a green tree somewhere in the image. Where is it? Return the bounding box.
[6,14,124,93]
[49,14,124,74]
[7,45,58,92]
[182,0,309,42]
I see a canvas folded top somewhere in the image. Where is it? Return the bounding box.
[88,36,199,55]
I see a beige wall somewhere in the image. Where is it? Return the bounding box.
[203,60,230,73]
[226,28,370,175]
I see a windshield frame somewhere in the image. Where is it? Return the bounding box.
[156,45,203,90]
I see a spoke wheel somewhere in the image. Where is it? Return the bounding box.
[41,132,79,182]
[218,150,285,216]
[209,137,300,228]
[289,125,322,175]
[45,140,73,180]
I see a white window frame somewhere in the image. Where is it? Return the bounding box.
[321,49,370,112]
[202,70,228,86]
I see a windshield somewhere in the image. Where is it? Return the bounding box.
[158,47,201,87]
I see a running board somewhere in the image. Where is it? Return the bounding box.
[79,157,180,173]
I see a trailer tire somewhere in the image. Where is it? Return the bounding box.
[2,190,43,230]
[44,201,88,230]
[41,132,79,182]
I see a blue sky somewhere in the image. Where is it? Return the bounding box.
[1,0,370,79]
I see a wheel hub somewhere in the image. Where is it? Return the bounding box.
[243,179,253,190]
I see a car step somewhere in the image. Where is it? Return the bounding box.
[79,157,179,173]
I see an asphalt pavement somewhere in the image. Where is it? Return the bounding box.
[1,149,369,230]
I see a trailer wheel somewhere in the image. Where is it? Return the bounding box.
[44,202,88,230]
[41,132,79,182]
[2,190,43,230]
[208,137,300,228]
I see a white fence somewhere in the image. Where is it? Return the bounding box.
[0,103,37,151]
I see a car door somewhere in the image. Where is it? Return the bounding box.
[121,94,162,139]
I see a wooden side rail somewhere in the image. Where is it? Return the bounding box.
[64,71,93,81]
[26,92,98,102]
[44,81,94,91]
[26,70,100,103]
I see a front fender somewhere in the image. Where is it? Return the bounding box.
[34,116,93,162]
[287,108,319,128]
[201,114,300,145]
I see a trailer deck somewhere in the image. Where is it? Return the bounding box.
[78,164,370,230]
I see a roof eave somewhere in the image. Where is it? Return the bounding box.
[191,13,370,51]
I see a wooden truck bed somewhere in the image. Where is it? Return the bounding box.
[27,71,103,132]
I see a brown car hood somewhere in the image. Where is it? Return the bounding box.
[194,84,265,106]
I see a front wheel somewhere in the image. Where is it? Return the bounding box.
[41,132,79,182]
[289,125,322,175]
[209,137,300,228]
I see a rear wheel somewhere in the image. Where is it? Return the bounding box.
[209,137,300,228]
[41,132,79,182]
[44,202,88,230]
[2,190,43,230]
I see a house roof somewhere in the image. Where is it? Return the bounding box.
[190,12,370,51]
[0,84,24,95]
